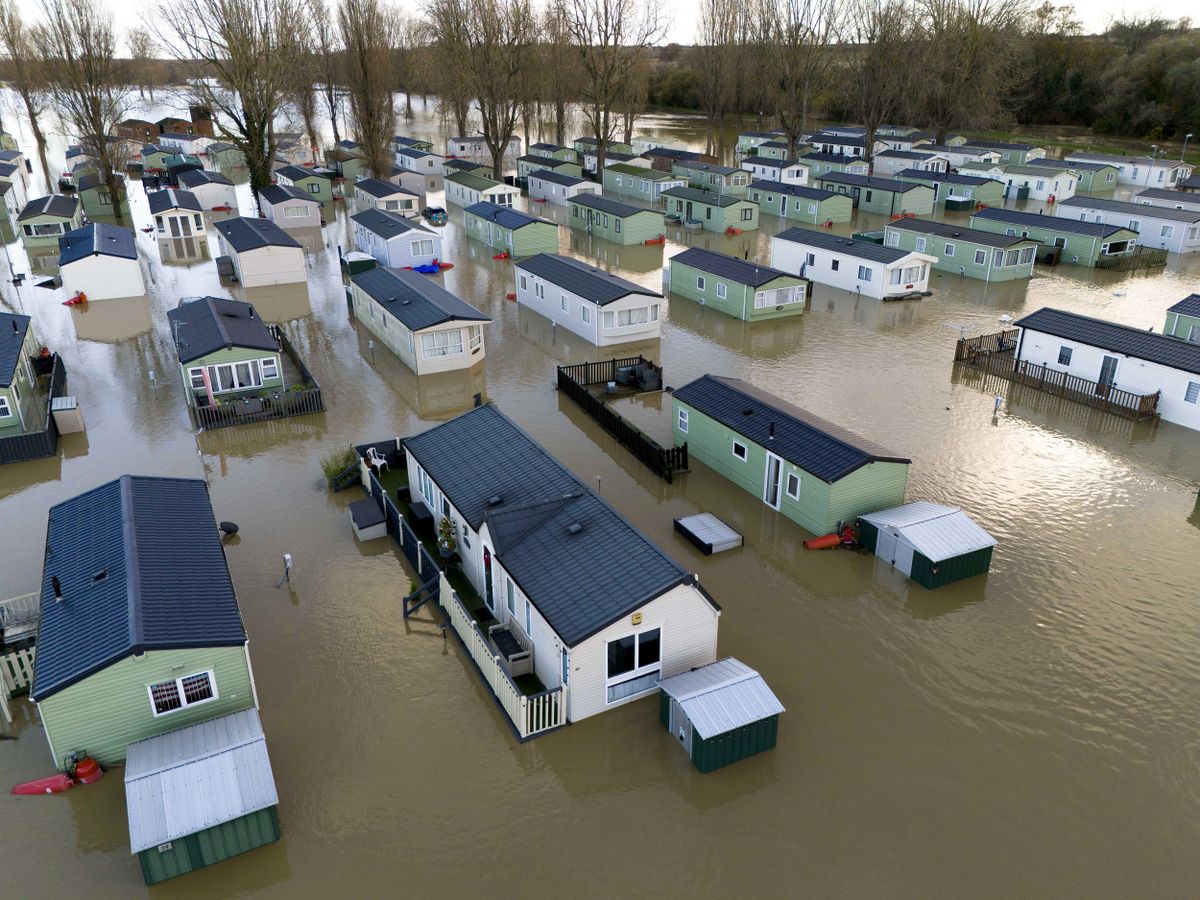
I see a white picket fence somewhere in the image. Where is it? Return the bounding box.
[439,573,566,739]
[1,646,36,724]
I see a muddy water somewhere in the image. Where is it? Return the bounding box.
[2,99,1200,898]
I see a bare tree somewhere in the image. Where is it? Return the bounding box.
[394,13,422,121]
[309,0,342,145]
[289,5,322,163]
[540,3,578,146]
[36,0,131,221]
[157,0,309,194]
[0,0,52,186]
[615,52,650,148]
[339,0,396,177]
[696,0,736,157]
[556,0,664,174]
[840,0,915,164]
[127,27,157,102]
[753,0,838,156]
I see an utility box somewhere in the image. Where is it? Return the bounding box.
[51,396,86,434]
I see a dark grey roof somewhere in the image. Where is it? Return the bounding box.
[923,144,991,155]
[444,159,487,172]
[393,135,428,148]
[810,132,869,149]
[740,130,784,139]
[75,172,120,192]
[1180,174,1200,190]
[963,139,1038,151]
[801,152,865,165]
[31,475,247,702]
[530,142,569,152]
[671,247,796,288]
[0,162,16,178]
[574,136,599,146]
[177,168,234,188]
[1024,157,1112,173]
[214,216,302,251]
[681,161,741,176]
[148,188,203,214]
[673,375,909,483]
[1058,195,1200,223]
[354,177,418,199]
[1015,307,1200,376]
[818,172,926,193]
[395,148,436,160]
[0,312,31,388]
[1135,188,1200,205]
[760,141,790,150]
[529,169,585,187]
[463,201,553,231]
[58,223,138,266]
[275,164,331,183]
[877,149,940,159]
[970,207,1131,238]
[518,154,572,167]
[206,142,236,153]
[661,187,747,208]
[1168,294,1200,317]
[895,169,995,187]
[351,207,434,239]
[775,227,917,263]
[748,180,837,201]
[167,296,279,363]
[885,217,1033,248]
[644,147,704,162]
[516,254,659,306]
[351,267,489,331]
[18,194,78,221]
[569,194,657,218]
[258,184,317,205]
[743,156,804,169]
[403,404,709,646]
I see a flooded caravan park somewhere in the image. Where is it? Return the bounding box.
[2,101,1200,897]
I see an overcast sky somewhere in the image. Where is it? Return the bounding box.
[9,0,1196,50]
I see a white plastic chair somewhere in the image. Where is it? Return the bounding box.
[366,447,389,475]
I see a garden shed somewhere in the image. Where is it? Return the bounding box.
[859,501,996,589]
[658,658,784,773]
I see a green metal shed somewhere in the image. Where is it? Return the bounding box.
[125,709,280,885]
[859,501,996,589]
[658,658,784,773]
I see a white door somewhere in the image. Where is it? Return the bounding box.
[876,528,898,564]
[763,452,783,510]
[893,539,915,577]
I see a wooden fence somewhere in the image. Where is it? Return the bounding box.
[954,329,1021,362]
[556,357,688,483]
[1,646,36,724]
[0,355,66,466]
[1095,246,1169,271]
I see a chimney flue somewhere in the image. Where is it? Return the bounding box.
[52,575,63,602]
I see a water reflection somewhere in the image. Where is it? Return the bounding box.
[564,230,666,275]
[816,288,922,332]
[289,225,330,256]
[239,283,313,322]
[157,236,211,266]
[352,327,487,420]
[69,294,151,342]
[665,290,806,358]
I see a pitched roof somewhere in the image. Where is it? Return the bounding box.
[18,194,78,221]
[671,375,909,482]
[57,223,138,267]
[395,148,436,160]
[351,207,435,239]
[895,169,996,187]
[1134,188,1200,206]
[1068,150,1191,168]
[274,164,331,183]
[679,161,741,176]
[403,404,707,646]
[661,187,748,208]
[860,501,996,562]
[464,201,552,231]
[658,658,784,738]
[671,247,798,288]
[529,169,586,187]
[351,266,489,331]
[1014,307,1200,376]
[606,163,678,180]
[393,135,429,148]
[743,156,807,170]
[885,217,1034,248]
[516,254,659,306]
[446,171,504,191]
[1167,294,1200,317]
[0,162,17,179]
[353,177,418,199]
[748,180,838,201]
[739,130,785,139]
[530,142,569,152]
[0,312,31,388]
[1057,195,1200,223]
[147,188,203,214]
[775,226,920,263]
[518,154,575,168]
[963,139,1039,151]
[213,216,302,252]
[801,152,867,165]
[176,168,234,188]
[970,206,1132,238]
[643,147,704,162]
[569,194,657,218]
[818,172,926,193]
[31,475,247,701]
[257,183,318,206]
[167,296,279,363]
[876,149,941,160]
[1024,157,1114,173]
[444,159,488,172]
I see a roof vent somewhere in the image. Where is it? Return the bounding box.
[768,421,776,440]
[52,575,63,602]
[566,523,583,535]
[10,319,17,334]
[92,568,108,582]
[488,495,503,506]
[741,407,755,416]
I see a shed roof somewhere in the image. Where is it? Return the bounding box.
[748,180,837,201]
[351,266,489,332]
[351,207,434,239]
[661,187,747,208]
[258,184,318,206]
[775,227,916,263]
[529,169,586,187]
[658,658,784,739]
[671,247,797,288]
[464,201,552,231]
[58,223,138,267]
[353,177,418,199]
[18,194,78,222]
[569,194,656,218]
[125,709,278,854]
[671,375,908,483]
[31,475,247,702]
[0,312,31,388]
[1057,195,1200,224]
[167,297,279,363]
[517,254,658,306]
[885,217,1033,249]
[177,168,234,188]
[1167,294,1200,317]
[861,501,996,562]
[147,188,203,214]
[213,216,301,252]
[970,206,1132,238]
[1014,307,1200,377]
[818,172,926,193]
[403,404,710,646]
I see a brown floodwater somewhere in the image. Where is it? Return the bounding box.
[2,100,1200,898]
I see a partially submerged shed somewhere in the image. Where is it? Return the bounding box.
[859,501,996,589]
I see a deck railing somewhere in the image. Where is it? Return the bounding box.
[0,645,36,724]
[0,354,66,466]
[954,329,1021,362]
[1094,246,1169,271]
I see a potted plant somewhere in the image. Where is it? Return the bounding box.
[438,516,457,559]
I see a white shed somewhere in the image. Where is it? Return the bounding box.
[213,217,306,287]
[147,188,206,239]
[257,184,322,229]
[527,170,598,206]
[771,227,935,300]
[351,208,443,269]
[859,501,996,589]
[57,223,145,301]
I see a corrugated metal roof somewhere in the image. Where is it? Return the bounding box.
[861,501,996,562]
[1014,307,1200,376]
[1167,294,1200,316]
[124,709,278,853]
[351,267,489,331]
[1058,195,1200,223]
[32,476,248,701]
[0,311,30,388]
[515,254,659,306]
[58,223,138,266]
[670,247,797,288]
[167,297,279,363]
[970,207,1131,238]
[775,227,916,264]
[658,658,784,739]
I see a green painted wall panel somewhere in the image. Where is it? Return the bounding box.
[884,226,1036,282]
[668,260,806,321]
[662,195,758,233]
[909,546,993,589]
[179,346,285,406]
[567,205,664,244]
[691,714,779,772]
[1165,311,1200,340]
[140,807,280,885]
[967,217,1136,267]
[748,187,853,224]
[463,214,558,258]
[817,179,935,216]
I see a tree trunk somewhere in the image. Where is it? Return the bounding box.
[325,84,341,145]
[554,102,565,146]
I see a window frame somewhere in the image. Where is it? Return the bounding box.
[147,669,218,717]
[785,472,800,500]
[732,440,748,461]
[677,408,688,433]
[604,626,663,703]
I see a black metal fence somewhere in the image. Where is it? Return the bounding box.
[366,470,441,614]
[0,355,66,466]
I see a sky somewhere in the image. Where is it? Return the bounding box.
[9,0,1197,49]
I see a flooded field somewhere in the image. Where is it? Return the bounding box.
[2,101,1200,898]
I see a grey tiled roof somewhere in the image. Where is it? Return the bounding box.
[351,208,434,239]
[748,180,837,201]
[963,139,1038,151]
[895,169,995,187]
[661,187,747,208]
[817,172,925,193]
[970,207,1131,238]
[177,168,234,188]
[148,188,203,214]
[1015,307,1200,376]
[516,254,659,306]
[464,201,552,231]
[18,194,78,221]
[31,475,247,701]
[58,223,138,266]
[671,247,796,288]
[354,177,417,199]
[0,312,31,388]
[671,375,909,483]
[529,169,585,187]
[569,194,656,218]
[351,266,489,331]
[885,217,1034,249]
[775,227,916,263]
[167,297,279,363]
[1058,195,1200,223]
[1025,157,1112,173]
[1167,294,1200,316]
[258,184,317,205]
[214,216,302,252]
[1134,188,1200,205]
[403,404,706,645]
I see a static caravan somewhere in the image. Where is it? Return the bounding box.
[961,140,1045,165]
[921,143,1002,169]
[0,312,43,441]
[807,131,888,159]
[273,164,337,203]
[393,148,444,191]
[444,171,520,209]
[602,164,685,203]
[1014,306,1200,431]
[167,296,285,408]
[747,181,852,224]
[671,374,911,536]
[983,164,1079,203]
[740,156,810,186]
[446,134,522,163]
[814,173,934,216]
[382,166,428,198]
[527,170,598,206]
[871,149,949,177]
[528,142,578,163]
[74,173,125,218]
[517,155,584,180]
[1024,157,1118,193]
[513,253,662,346]
[736,130,786,158]
[353,177,421,218]
[462,202,558,258]
[672,161,751,197]
[1056,196,1200,253]
[1134,188,1200,214]
[350,267,489,375]
[213,217,306,287]
[800,152,871,177]
[661,187,758,234]
[568,194,665,245]
[883,219,1038,281]
[668,246,808,321]
[257,184,321,229]
[752,141,792,161]
[148,188,206,239]
[969,207,1138,267]
[1066,151,1194,188]
[393,134,435,153]
[1164,294,1200,343]
[644,147,715,173]
[859,501,996,589]
[58,223,145,301]
[351,208,443,268]
[771,227,934,300]
[893,169,1005,209]
[443,158,490,178]
[176,168,238,211]
[573,135,634,156]
[18,195,83,249]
